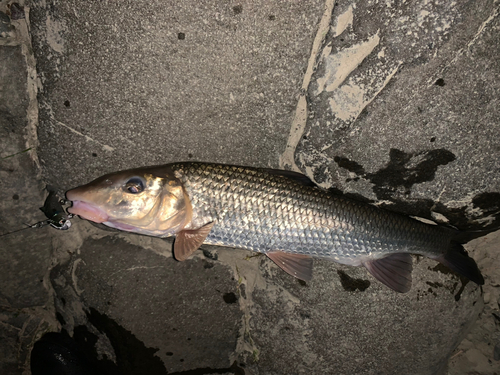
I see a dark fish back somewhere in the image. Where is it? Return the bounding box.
[173,163,451,263]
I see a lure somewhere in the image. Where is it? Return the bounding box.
[39,190,73,230]
[0,189,73,237]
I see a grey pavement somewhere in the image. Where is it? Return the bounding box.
[1,0,499,374]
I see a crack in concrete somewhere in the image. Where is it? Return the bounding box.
[54,120,115,152]
[0,320,22,332]
[280,0,336,172]
[428,4,500,86]
[0,2,42,171]
[347,61,402,126]
[108,265,163,279]
[71,258,86,296]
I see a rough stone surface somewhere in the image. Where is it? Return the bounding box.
[29,0,325,188]
[448,231,500,375]
[294,0,500,232]
[0,0,499,374]
[0,42,58,375]
[240,256,482,375]
[50,235,242,373]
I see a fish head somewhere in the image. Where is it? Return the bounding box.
[66,166,192,236]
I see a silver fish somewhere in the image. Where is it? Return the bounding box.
[66,162,484,293]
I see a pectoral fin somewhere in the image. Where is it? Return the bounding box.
[266,251,313,281]
[173,222,214,261]
[363,253,413,293]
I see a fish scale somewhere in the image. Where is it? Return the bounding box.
[172,162,450,264]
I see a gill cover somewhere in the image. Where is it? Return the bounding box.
[152,169,193,235]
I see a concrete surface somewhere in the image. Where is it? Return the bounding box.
[50,235,242,374]
[288,0,500,232]
[0,25,58,375]
[449,230,500,375]
[1,0,499,374]
[30,0,325,188]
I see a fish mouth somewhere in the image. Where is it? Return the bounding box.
[103,220,140,232]
[68,200,109,223]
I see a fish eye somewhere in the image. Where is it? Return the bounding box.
[124,177,144,194]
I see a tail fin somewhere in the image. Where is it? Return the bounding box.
[450,228,498,244]
[434,242,484,285]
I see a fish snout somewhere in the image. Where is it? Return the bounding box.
[65,185,91,202]
[66,187,109,223]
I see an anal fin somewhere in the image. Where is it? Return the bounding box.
[363,253,413,293]
[174,222,214,261]
[266,251,313,281]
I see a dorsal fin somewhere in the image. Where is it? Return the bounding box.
[173,222,214,261]
[260,169,316,187]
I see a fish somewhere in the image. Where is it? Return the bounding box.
[66,162,484,293]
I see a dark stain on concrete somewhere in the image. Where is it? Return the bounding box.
[31,323,246,375]
[86,307,167,374]
[203,260,214,269]
[453,278,470,302]
[297,279,307,286]
[333,148,500,232]
[312,163,329,184]
[169,361,245,374]
[429,264,469,301]
[337,270,370,292]
[334,148,456,198]
[55,312,65,326]
[434,78,446,86]
[334,156,364,176]
[426,281,443,289]
[472,192,500,216]
[223,292,237,304]
[30,331,110,375]
[202,249,218,260]
[430,263,454,277]
[8,3,25,20]
[434,200,499,233]
[232,5,243,15]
